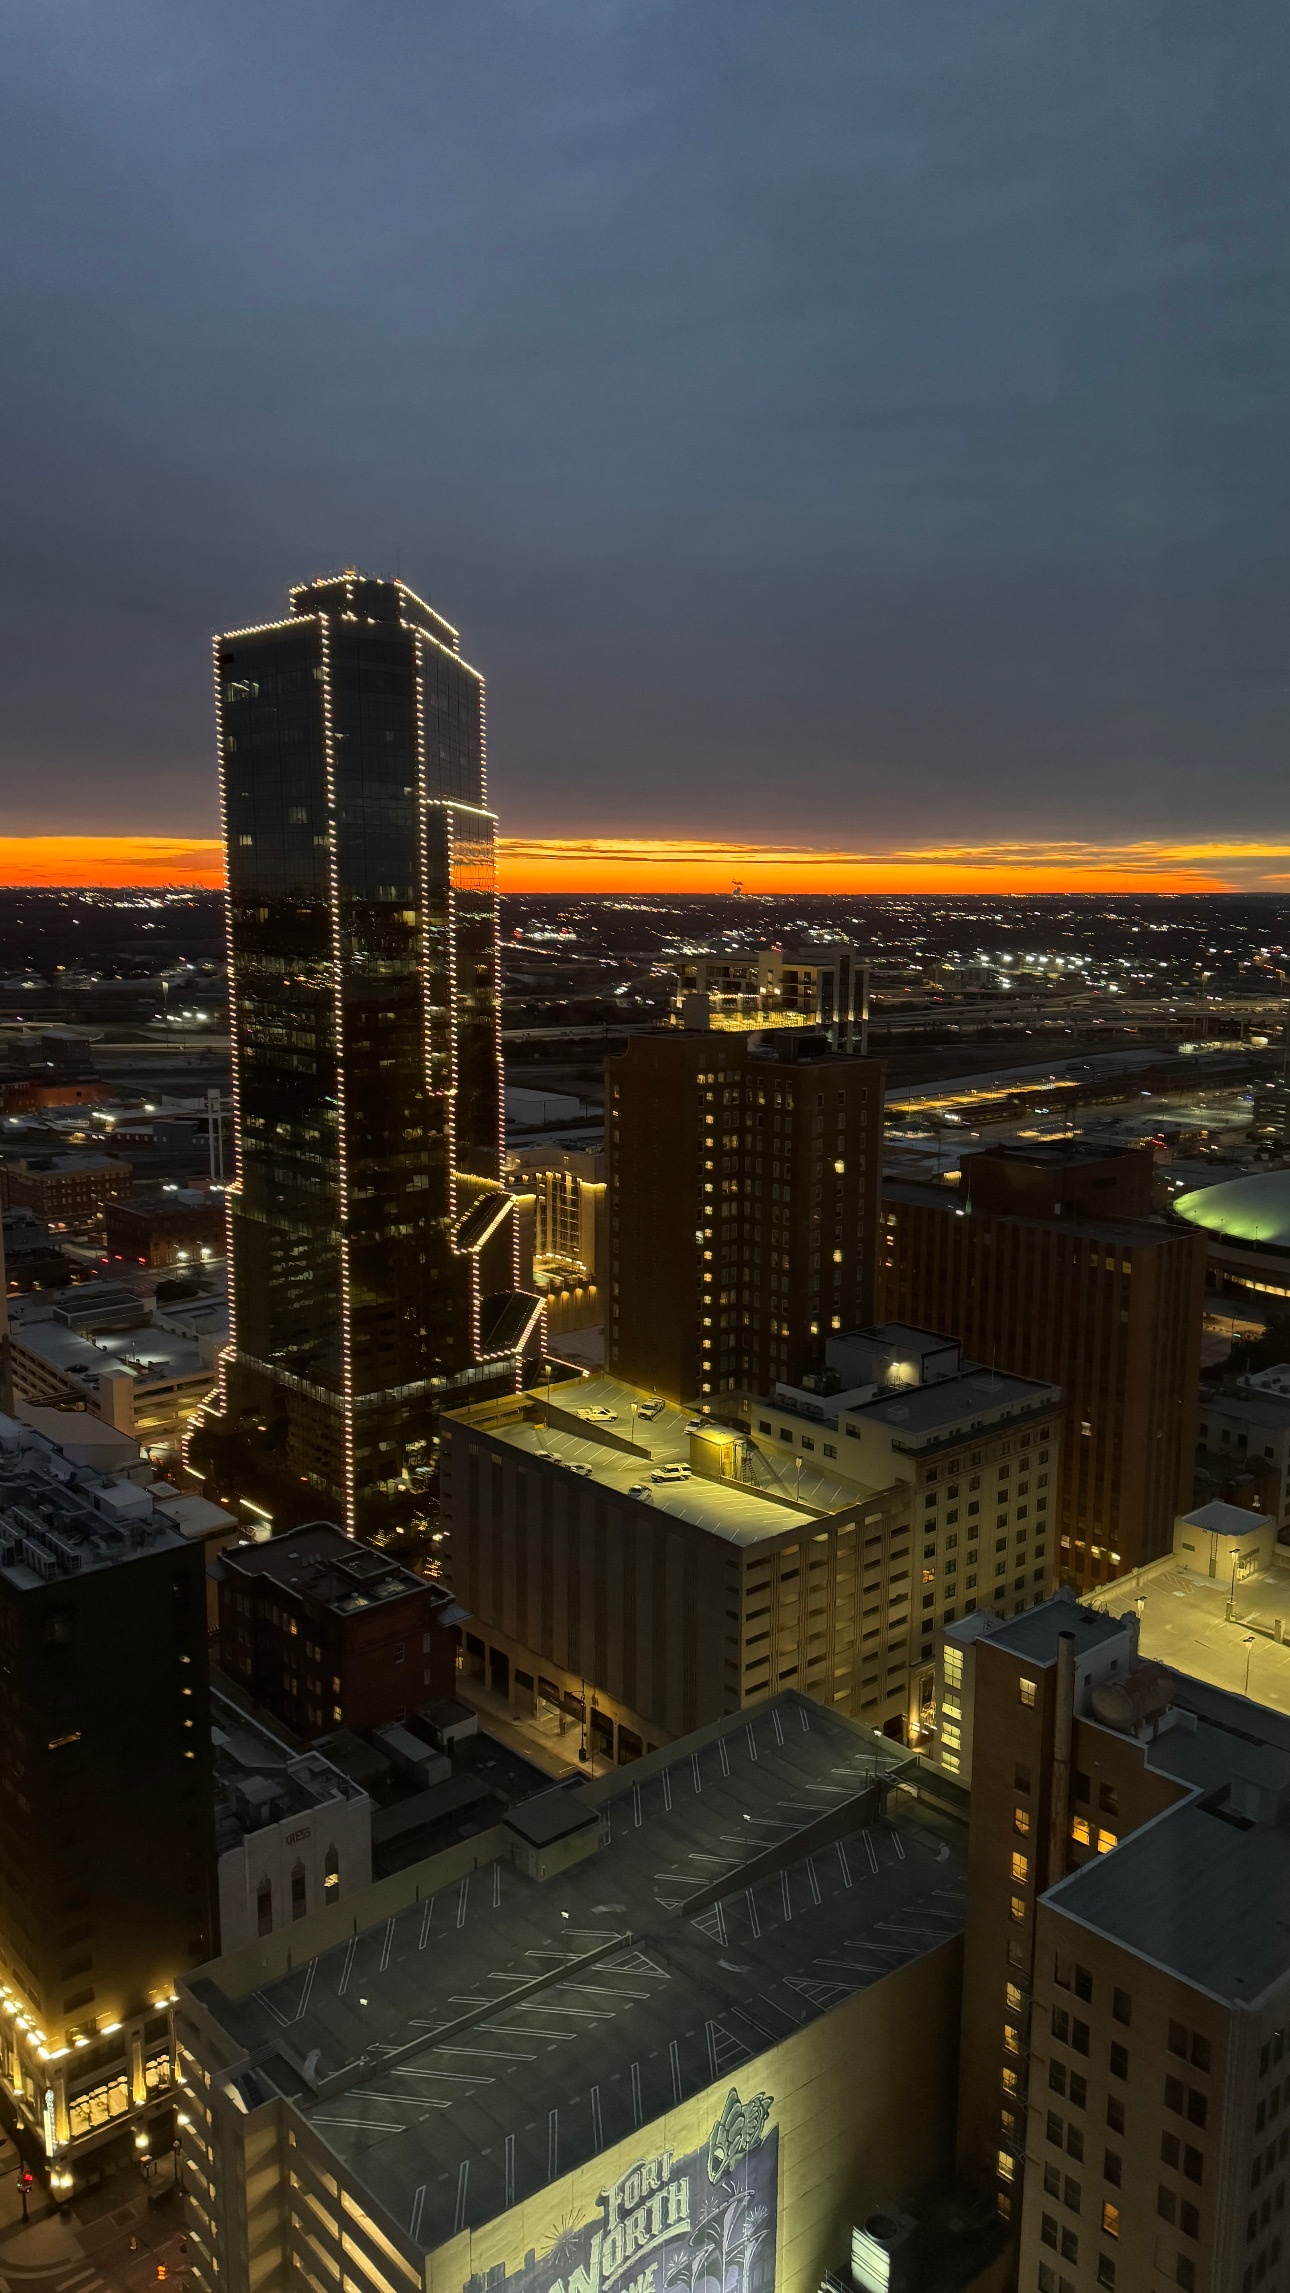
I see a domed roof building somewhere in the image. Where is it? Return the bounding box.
[1175,1170,1290,1298]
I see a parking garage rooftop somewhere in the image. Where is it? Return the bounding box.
[187,1695,967,2256]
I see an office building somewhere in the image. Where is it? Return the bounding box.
[217,1521,460,1740]
[943,1587,1290,2293]
[212,1690,372,1952]
[190,571,537,1543]
[666,940,870,1046]
[0,1151,132,1230]
[608,1028,883,1404]
[737,1323,1062,1735]
[178,1697,967,2293]
[1196,1366,1290,1528]
[105,1186,225,1271]
[442,1334,1057,1755]
[9,1282,225,1458]
[880,1144,1206,1591]
[509,1146,606,1337]
[0,1410,213,2192]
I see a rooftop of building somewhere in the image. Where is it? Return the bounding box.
[1055,1675,1290,2005]
[1199,1382,1290,1429]
[752,1325,1059,1451]
[0,1409,190,1588]
[880,1173,1181,1246]
[188,1696,967,2253]
[846,1365,1059,1446]
[212,1691,367,1860]
[970,1585,1129,1668]
[963,1139,1144,1168]
[447,1373,888,1542]
[8,1290,216,1389]
[1085,1551,1290,1721]
[220,1521,448,1619]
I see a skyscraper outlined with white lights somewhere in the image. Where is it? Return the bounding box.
[190,572,536,1543]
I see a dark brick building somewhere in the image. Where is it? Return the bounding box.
[217,1523,458,1738]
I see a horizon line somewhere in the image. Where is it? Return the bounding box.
[1,832,1289,895]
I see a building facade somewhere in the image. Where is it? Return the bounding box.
[443,1339,1058,1757]
[509,1147,606,1338]
[216,1522,460,1740]
[941,1587,1290,2292]
[608,1029,884,1405]
[0,1410,214,2197]
[191,572,535,1542]
[879,1162,1206,1590]
[212,1691,372,1952]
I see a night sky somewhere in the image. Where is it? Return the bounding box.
[1,1,1286,858]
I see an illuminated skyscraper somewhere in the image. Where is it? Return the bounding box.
[191,572,536,1543]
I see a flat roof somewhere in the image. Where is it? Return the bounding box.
[1087,1557,1290,1719]
[880,1177,1183,1249]
[981,1591,1129,1668]
[222,1523,436,1618]
[191,1698,966,2253]
[847,1366,1059,1442]
[452,1375,888,1544]
[1054,1685,1290,2003]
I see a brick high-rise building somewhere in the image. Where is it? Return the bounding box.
[608,1028,884,1404]
[879,1145,1205,1591]
[944,1590,1290,2293]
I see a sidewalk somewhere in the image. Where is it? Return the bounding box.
[0,2183,188,2293]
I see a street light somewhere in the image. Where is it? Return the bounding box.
[1244,1634,1256,1697]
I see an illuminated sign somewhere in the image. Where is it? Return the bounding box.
[466,2092,776,2293]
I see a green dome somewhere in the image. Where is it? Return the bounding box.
[1175,1170,1290,1253]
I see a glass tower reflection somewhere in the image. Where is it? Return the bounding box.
[196,573,532,1543]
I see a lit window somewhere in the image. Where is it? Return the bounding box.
[1011,1852,1029,1883]
[1101,2201,1120,2238]
[1004,2023,1021,2055]
[997,2148,1015,2182]
[944,1647,964,1690]
[1097,1828,1117,1855]
[1014,1807,1030,1835]
[1071,1815,1091,1846]
[1019,1677,1037,1707]
[1010,1895,1026,1924]
[1006,1983,1023,2012]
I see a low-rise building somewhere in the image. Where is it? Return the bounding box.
[217,1523,460,1741]
[211,1691,372,1953]
[105,1186,225,1270]
[0,1151,132,1228]
[7,1282,224,1457]
[177,1697,966,2293]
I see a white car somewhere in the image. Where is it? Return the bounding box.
[635,1398,665,1419]
[651,1464,691,1484]
[578,1405,618,1423]
[570,1462,595,1478]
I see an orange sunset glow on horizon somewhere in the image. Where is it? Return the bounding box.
[1,833,1289,896]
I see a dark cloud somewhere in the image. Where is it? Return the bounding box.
[0,0,1286,842]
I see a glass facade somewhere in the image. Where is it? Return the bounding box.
[204,574,519,1540]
